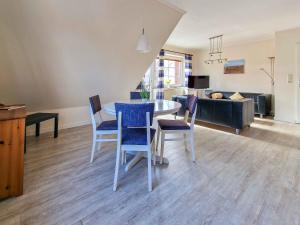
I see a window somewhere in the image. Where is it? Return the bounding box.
[156,59,183,86]
[143,67,151,88]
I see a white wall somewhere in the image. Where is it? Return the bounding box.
[275,28,300,123]
[193,40,275,94]
[0,0,184,134]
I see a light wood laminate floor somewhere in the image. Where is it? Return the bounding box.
[0,118,299,225]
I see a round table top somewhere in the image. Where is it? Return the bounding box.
[103,99,182,117]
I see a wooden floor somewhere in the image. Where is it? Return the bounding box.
[0,117,300,225]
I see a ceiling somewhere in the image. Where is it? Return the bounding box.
[163,0,300,49]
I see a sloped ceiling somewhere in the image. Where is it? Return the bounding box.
[0,0,183,110]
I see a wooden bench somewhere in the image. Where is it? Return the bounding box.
[25,113,59,152]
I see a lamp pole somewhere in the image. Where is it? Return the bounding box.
[260,57,275,116]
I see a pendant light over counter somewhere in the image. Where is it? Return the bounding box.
[136,28,151,53]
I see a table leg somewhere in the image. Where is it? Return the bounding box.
[125,152,169,172]
[54,116,58,138]
[35,123,40,137]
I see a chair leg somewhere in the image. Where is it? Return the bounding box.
[160,132,165,164]
[121,151,125,165]
[113,145,121,191]
[147,148,152,192]
[90,134,96,163]
[184,133,188,151]
[190,131,196,162]
[152,142,156,166]
[156,127,160,154]
[97,134,102,150]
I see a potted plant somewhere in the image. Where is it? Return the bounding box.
[164,78,171,88]
[139,81,150,100]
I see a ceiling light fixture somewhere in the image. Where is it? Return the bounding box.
[204,35,227,64]
[136,28,151,53]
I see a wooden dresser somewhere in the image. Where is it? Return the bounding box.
[0,105,26,199]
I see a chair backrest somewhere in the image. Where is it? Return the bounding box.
[184,95,198,128]
[115,103,155,128]
[89,95,102,114]
[187,95,198,114]
[130,91,142,100]
[89,95,103,130]
[130,91,150,100]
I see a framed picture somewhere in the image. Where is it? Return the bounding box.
[224,59,245,74]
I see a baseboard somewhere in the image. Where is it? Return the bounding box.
[62,120,91,129]
[26,120,91,136]
[273,116,297,124]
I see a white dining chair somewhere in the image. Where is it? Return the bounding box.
[113,103,156,192]
[156,95,198,163]
[89,95,118,163]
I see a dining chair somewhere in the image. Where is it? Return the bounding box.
[156,95,198,163]
[89,95,118,163]
[130,91,142,100]
[113,103,156,192]
[130,91,151,100]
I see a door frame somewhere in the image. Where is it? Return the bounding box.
[295,43,300,123]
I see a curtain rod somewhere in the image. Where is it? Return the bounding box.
[163,49,193,56]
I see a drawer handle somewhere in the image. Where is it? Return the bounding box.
[0,140,4,144]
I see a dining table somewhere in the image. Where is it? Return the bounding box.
[103,99,182,171]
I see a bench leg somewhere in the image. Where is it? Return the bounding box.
[54,116,58,138]
[35,123,40,137]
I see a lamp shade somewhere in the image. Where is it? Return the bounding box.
[136,28,151,53]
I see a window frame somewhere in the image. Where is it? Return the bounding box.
[156,54,185,88]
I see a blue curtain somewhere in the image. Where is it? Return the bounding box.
[156,49,165,100]
[184,54,192,87]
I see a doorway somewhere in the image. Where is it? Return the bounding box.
[296,43,300,123]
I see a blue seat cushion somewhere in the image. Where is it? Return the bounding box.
[158,119,190,130]
[122,128,156,145]
[97,120,118,130]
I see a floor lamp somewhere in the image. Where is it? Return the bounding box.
[260,57,275,116]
